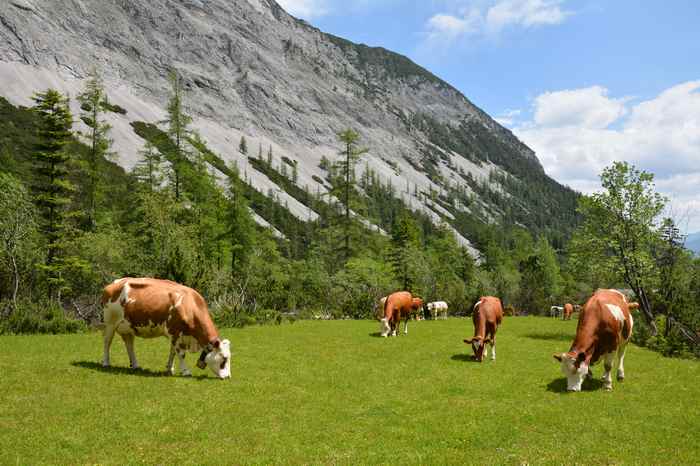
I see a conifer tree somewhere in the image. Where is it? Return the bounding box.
[390,213,421,290]
[333,129,368,262]
[32,89,76,299]
[77,68,113,230]
[132,141,165,192]
[165,70,192,201]
[239,136,248,155]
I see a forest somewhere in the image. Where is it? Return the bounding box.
[0,71,698,358]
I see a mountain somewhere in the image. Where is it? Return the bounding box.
[0,0,578,254]
[687,232,700,255]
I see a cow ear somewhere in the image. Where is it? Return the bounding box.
[553,353,563,362]
[576,352,586,364]
[463,338,473,344]
[213,340,221,349]
[483,337,492,344]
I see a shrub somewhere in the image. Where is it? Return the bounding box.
[0,299,86,335]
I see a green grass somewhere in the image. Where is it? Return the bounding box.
[0,317,697,465]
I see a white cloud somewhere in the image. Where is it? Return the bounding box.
[514,81,700,231]
[532,86,627,129]
[276,0,329,19]
[494,108,522,126]
[424,0,572,45]
[486,0,570,32]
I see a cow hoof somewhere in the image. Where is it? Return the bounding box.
[603,384,613,391]
[617,375,625,381]
[182,370,192,377]
[102,362,110,368]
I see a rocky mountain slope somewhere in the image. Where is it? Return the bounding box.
[0,0,578,254]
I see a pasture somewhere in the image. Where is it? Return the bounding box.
[0,317,697,465]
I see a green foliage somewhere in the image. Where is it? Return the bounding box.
[0,299,86,335]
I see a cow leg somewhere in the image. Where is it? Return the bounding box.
[102,325,116,367]
[177,350,192,377]
[602,352,615,390]
[404,316,409,335]
[616,342,628,381]
[490,339,496,361]
[120,333,139,369]
[166,344,176,375]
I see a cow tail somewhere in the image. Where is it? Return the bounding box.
[622,317,631,340]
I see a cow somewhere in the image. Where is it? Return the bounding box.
[563,303,574,320]
[550,305,564,318]
[427,301,448,320]
[464,296,503,362]
[101,277,231,379]
[553,289,637,391]
[379,291,423,337]
[374,296,388,321]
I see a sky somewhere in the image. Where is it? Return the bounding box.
[275,0,700,233]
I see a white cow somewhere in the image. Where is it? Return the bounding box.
[550,305,564,318]
[427,301,448,320]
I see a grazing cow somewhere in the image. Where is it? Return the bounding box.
[553,289,637,391]
[427,301,448,320]
[380,292,423,337]
[374,296,388,321]
[550,305,564,318]
[101,277,231,379]
[563,303,574,320]
[464,296,503,361]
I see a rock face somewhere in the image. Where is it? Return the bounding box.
[0,0,570,254]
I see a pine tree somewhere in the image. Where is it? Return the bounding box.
[226,163,255,275]
[267,145,273,166]
[389,213,421,290]
[165,69,192,201]
[77,68,113,230]
[239,136,248,155]
[32,89,76,299]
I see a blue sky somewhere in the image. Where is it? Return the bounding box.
[276,0,700,232]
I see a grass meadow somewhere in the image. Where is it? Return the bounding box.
[0,316,698,465]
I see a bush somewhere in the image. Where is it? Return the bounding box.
[0,300,86,335]
[632,314,696,359]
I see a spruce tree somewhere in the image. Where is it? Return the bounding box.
[333,129,368,262]
[77,69,113,230]
[132,141,165,192]
[32,89,76,299]
[239,136,248,155]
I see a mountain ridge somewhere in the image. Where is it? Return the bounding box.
[0,0,578,253]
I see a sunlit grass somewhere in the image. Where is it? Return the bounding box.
[0,317,697,465]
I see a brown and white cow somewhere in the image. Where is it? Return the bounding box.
[464,296,503,361]
[563,303,574,320]
[553,289,636,391]
[379,291,423,337]
[101,277,231,379]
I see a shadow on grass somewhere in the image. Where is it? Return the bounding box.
[525,332,572,342]
[71,361,211,381]
[546,377,604,393]
[368,332,384,338]
[450,353,480,363]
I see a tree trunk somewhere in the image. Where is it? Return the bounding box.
[10,253,19,308]
[634,286,658,336]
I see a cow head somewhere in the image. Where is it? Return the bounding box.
[464,336,491,362]
[197,339,232,379]
[553,351,588,391]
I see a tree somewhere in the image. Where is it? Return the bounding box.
[165,70,192,201]
[571,162,666,334]
[0,173,37,306]
[389,213,421,290]
[226,163,255,276]
[132,141,165,192]
[334,129,368,262]
[32,89,78,299]
[239,136,248,155]
[77,69,113,230]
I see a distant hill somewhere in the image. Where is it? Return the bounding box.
[687,232,700,255]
